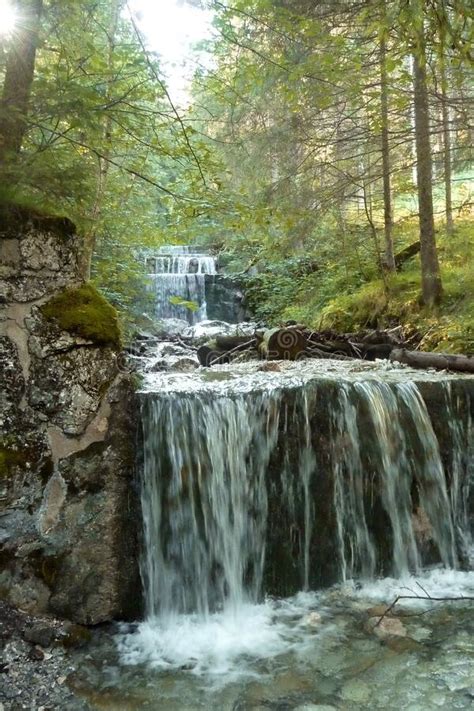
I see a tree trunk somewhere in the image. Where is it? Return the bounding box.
[380,8,395,271]
[412,35,443,307]
[258,327,307,361]
[394,240,421,268]
[0,0,43,164]
[440,52,454,234]
[82,0,122,277]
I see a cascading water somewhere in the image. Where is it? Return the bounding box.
[135,365,474,604]
[145,246,217,323]
[332,380,459,580]
[140,391,281,618]
[119,360,473,688]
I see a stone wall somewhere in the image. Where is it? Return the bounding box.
[0,207,140,625]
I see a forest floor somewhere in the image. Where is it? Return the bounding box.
[247,218,474,356]
[315,219,474,355]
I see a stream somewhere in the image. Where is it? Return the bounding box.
[68,248,473,710]
[69,353,474,711]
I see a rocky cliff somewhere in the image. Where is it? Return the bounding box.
[0,206,140,625]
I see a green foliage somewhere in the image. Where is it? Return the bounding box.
[168,296,199,312]
[91,236,154,338]
[186,0,472,350]
[40,283,121,349]
[0,0,472,350]
[276,220,474,354]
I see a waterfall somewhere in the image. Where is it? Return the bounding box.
[443,382,474,564]
[140,391,281,618]
[139,375,473,620]
[333,381,459,581]
[332,383,377,581]
[145,246,217,324]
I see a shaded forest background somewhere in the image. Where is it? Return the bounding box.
[0,0,473,351]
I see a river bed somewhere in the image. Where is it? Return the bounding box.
[64,568,474,710]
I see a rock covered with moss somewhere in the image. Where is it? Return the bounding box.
[40,283,121,349]
[0,206,140,624]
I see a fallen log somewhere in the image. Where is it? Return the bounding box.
[210,338,257,366]
[258,327,307,361]
[214,334,254,350]
[196,325,472,371]
[359,343,394,360]
[390,348,474,374]
[357,329,402,346]
[394,241,421,269]
[197,339,257,366]
[196,344,227,367]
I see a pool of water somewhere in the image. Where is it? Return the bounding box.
[68,568,474,710]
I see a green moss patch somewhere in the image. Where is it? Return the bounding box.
[40,283,122,349]
[0,447,28,479]
[0,199,75,240]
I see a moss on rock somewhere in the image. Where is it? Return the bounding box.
[0,200,76,240]
[0,446,28,478]
[40,283,121,349]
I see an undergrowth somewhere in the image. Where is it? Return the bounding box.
[245,219,474,354]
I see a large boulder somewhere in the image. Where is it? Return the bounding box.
[0,206,140,624]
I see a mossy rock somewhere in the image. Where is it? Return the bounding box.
[0,446,28,479]
[0,200,75,239]
[40,283,121,349]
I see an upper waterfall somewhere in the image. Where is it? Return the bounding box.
[145,245,217,324]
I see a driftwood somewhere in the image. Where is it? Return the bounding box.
[196,344,226,367]
[374,581,474,627]
[197,339,257,366]
[211,339,257,366]
[214,335,253,350]
[258,327,307,360]
[390,348,474,374]
[196,325,473,372]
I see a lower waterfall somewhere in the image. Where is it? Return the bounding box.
[140,392,281,617]
[138,374,472,618]
[118,362,473,688]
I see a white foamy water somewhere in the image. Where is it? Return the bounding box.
[118,568,474,681]
[351,565,474,606]
[118,602,290,680]
[140,356,474,396]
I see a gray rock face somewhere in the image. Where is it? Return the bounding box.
[0,210,81,302]
[204,274,247,323]
[0,208,140,624]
